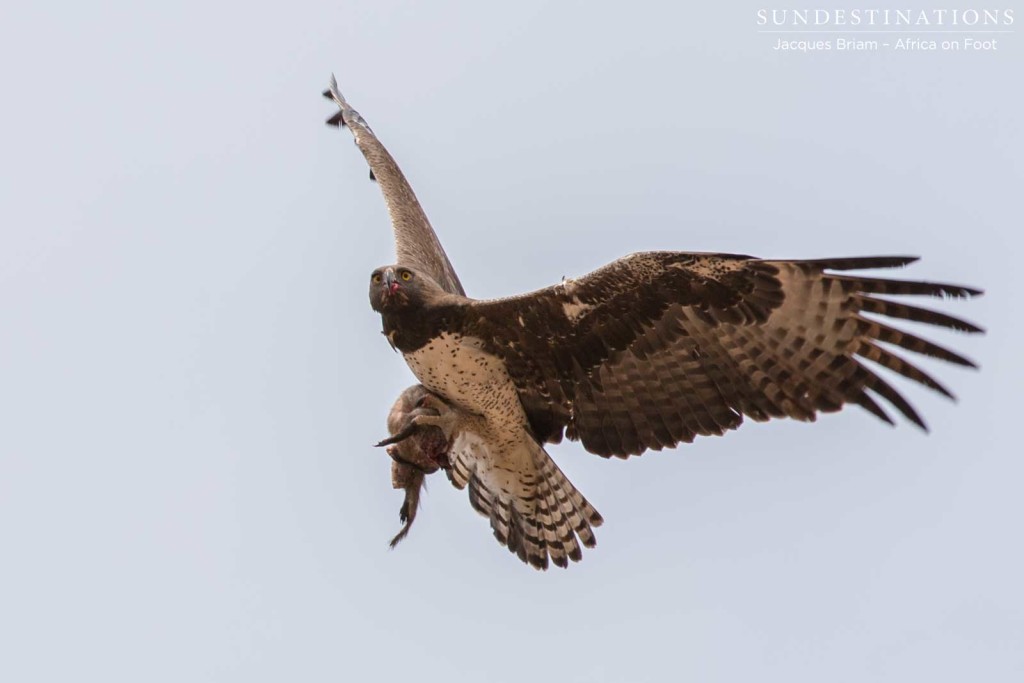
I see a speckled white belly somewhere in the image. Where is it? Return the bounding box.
[402,333,528,426]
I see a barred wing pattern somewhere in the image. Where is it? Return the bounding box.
[324,76,465,296]
[463,253,982,457]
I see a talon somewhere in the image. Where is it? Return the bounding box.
[415,393,447,411]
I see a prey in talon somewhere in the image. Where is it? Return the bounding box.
[380,385,455,547]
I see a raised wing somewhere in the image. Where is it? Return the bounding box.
[324,75,465,296]
[460,253,982,457]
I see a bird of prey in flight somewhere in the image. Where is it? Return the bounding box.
[323,75,982,570]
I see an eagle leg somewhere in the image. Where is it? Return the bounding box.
[410,412,457,439]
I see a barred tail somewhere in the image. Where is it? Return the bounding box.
[448,435,603,570]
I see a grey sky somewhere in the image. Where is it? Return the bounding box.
[1,1,1021,681]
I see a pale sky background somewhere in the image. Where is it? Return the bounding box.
[1,1,1021,681]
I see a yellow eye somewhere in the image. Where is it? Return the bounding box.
[372,274,382,284]
[400,271,412,281]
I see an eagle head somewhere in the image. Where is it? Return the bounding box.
[369,265,440,313]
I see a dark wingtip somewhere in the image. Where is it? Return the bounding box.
[324,74,348,126]
[808,256,920,271]
[960,356,980,370]
[861,395,896,426]
[369,169,376,182]
[896,393,927,430]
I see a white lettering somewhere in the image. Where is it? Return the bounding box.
[773,38,832,51]
[964,37,999,50]
[836,38,878,50]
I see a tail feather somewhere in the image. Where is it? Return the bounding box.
[448,432,601,570]
[534,465,582,567]
[535,448,603,547]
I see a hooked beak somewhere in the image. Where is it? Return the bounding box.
[384,270,400,295]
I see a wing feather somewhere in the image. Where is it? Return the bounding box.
[457,252,981,457]
[857,296,984,332]
[324,75,465,296]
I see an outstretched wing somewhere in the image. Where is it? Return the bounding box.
[324,75,465,296]
[459,252,982,457]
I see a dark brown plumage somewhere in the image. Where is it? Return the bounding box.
[368,253,981,459]
[326,76,982,570]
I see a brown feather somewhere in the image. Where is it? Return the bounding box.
[450,253,980,457]
[324,75,465,296]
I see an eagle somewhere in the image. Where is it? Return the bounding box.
[324,76,982,570]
